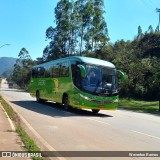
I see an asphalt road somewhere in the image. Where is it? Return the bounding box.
[0,79,160,160]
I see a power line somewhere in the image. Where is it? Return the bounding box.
[0,44,10,49]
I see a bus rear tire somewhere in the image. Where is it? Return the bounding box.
[62,95,69,110]
[92,109,100,114]
[36,91,41,103]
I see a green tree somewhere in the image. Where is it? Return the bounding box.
[78,0,109,52]
[11,48,35,89]
[136,32,160,58]
[135,33,160,100]
[148,25,154,33]
[44,0,72,60]
[137,25,143,39]
[92,0,109,50]
[44,0,109,59]
[110,33,160,101]
[76,0,95,54]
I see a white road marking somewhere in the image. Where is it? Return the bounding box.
[86,118,110,125]
[131,130,160,141]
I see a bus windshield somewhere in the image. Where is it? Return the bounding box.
[81,64,118,96]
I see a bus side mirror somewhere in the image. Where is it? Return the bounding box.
[77,65,86,78]
[117,70,127,84]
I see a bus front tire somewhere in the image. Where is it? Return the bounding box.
[62,95,69,110]
[92,109,100,114]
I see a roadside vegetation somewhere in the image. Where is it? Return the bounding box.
[0,95,43,160]
[119,99,160,115]
[5,0,159,113]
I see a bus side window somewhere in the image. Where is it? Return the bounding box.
[59,62,69,77]
[71,61,81,89]
[32,68,37,78]
[44,65,51,78]
[38,67,45,78]
[50,63,59,78]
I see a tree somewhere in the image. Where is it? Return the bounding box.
[92,0,109,50]
[155,25,159,32]
[44,0,109,59]
[109,32,160,101]
[137,25,143,39]
[136,33,160,58]
[11,48,35,89]
[17,48,32,68]
[75,0,95,54]
[148,25,154,33]
[44,0,73,60]
[77,0,109,53]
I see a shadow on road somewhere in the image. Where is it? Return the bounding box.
[11,100,113,118]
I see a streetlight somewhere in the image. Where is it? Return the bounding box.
[0,44,10,48]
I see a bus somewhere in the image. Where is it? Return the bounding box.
[30,56,126,113]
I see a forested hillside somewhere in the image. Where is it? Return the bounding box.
[0,57,16,76]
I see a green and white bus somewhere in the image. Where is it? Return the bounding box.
[30,56,125,113]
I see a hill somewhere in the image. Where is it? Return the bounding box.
[0,57,17,76]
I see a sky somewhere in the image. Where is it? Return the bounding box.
[0,0,159,60]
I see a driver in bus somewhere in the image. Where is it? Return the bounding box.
[82,69,100,91]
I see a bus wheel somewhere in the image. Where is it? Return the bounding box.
[62,95,69,110]
[36,91,41,103]
[92,109,100,114]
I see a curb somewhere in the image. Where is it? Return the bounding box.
[0,103,16,132]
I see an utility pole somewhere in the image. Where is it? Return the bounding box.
[157,9,160,111]
[156,8,160,32]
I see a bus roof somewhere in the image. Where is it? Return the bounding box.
[34,56,115,68]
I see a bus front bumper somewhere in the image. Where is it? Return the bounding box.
[79,94,119,110]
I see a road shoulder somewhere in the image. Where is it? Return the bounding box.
[0,103,31,159]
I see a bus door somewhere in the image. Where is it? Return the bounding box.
[50,63,59,102]
[52,78,59,102]
[44,65,53,100]
[71,61,81,106]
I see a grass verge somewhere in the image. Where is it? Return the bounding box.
[118,99,160,115]
[0,95,43,160]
